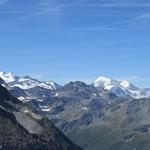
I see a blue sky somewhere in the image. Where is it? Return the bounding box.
[0,0,150,87]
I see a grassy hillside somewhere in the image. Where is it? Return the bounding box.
[67,126,150,150]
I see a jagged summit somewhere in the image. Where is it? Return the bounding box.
[0,71,59,90]
[0,71,16,83]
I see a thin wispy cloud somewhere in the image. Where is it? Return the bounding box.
[64,0,150,8]
[74,12,150,31]
[111,76,150,88]
[116,76,150,83]
[82,3,150,8]
[51,1,150,32]
[135,13,150,20]
[0,10,22,14]
[2,0,150,26]
[8,6,63,23]
[1,0,150,33]
[0,0,8,5]
[20,55,56,61]
[105,13,150,29]
[114,76,139,82]
[133,78,150,88]
[1,0,65,23]
[74,27,144,31]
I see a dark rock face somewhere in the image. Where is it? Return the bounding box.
[0,85,83,150]
[0,78,5,85]
[10,86,28,98]
[25,87,53,100]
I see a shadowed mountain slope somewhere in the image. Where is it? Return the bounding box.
[0,84,83,150]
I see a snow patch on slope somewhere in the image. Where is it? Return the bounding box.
[120,80,130,89]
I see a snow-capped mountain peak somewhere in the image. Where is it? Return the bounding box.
[46,81,58,90]
[0,71,16,83]
[13,76,58,90]
[120,80,130,89]
[94,76,117,90]
[0,71,58,91]
[93,76,145,99]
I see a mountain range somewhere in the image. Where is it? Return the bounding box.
[0,71,149,100]
[1,71,150,150]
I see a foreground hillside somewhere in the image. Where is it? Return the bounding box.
[67,99,150,150]
[0,84,82,150]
